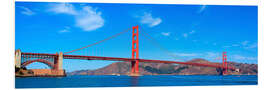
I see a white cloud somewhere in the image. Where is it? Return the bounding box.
[172,52,220,60]
[240,41,257,49]
[198,5,207,13]
[161,32,171,36]
[48,3,77,15]
[139,12,162,27]
[19,6,35,16]
[75,6,104,31]
[59,29,70,33]
[48,3,104,31]
[232,55,257,60]
[183,33,188,38]
[223,44,238,48]
[241,41,249,46]
[58,26,71,33]
[183,30,195,38]
[202,52,221,60]
[172,51,257,62]
[173,53,199,57]
[189,30,195,34]
[206,52,219,57]
[244,42,257,49]
[232,44,240,47]
[222,41,257,50]
[223,46,231,48]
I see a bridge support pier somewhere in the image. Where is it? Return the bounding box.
[131,60,139,76]
[53,52,63,70]
[52,52,65,76]
[15,49,22,68]
[57,52,63,70]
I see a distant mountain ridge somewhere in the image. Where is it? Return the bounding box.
[68,59,257,75]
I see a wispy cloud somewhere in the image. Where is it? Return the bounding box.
[223,41,257,50]
[18,6,35,16]
[203,52,257,61]
[232,55,257,60]
[48,3,77,15]
[240,41,257,49]
[223,46,231,48]
[204,52,223,61]
[241,40,249,46]
[183,30,196,38]
[183,33,188,38]
[139,12,162,27]
[161,32,171,36]
[232,44,240,47]
[59,29,70,33]
[171,51,257,62]
[198,5,207,13]
[244,42,257,49]
[189,30,195,34]
[58,26,71,33]
[48,3,104,31]
[173,53,199,57]
[172,52,220,60]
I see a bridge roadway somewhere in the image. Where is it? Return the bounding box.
[21,52,236,70]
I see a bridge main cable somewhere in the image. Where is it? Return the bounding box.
[64,27,132,54]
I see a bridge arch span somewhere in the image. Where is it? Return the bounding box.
[21,59,55,69]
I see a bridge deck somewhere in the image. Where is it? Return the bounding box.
[63,54,235,70]
[21,53,236,70]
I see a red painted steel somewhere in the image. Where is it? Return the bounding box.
[20,26,237,74]
[21,59,55,69]
[131,25,139,75]
[62,54,236,70]
[222,52,228,74]
[21,52,236,70]
[22,52,57,56]
[21,53,58,70]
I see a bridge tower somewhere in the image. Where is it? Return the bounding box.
[222,52,228,75]
[54,52,63,70]
[131,25,139,76]
[15,49,22,68]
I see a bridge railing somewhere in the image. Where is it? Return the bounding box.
[20,53,57,66]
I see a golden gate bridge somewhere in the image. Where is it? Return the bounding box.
[15,26,237,76]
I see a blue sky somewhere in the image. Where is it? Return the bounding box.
[15,2,258,72]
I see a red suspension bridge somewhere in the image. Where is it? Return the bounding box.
[15,26,237,76]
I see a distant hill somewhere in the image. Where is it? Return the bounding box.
[68,58,257,75]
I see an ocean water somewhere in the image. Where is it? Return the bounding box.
[15,75,257,88]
